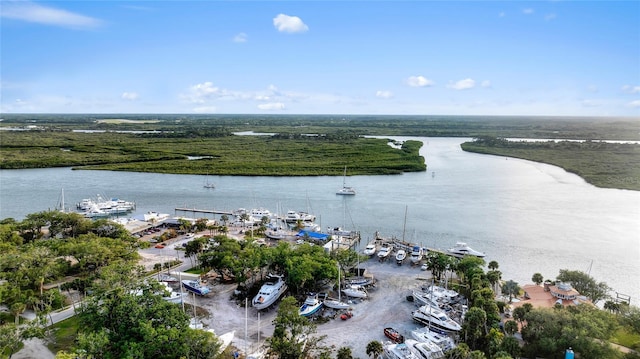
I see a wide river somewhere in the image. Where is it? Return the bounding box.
[1,137,638,303]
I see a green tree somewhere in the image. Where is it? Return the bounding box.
[487,260,499,271]
[556,269,611,304]
[498,336,521,358]
[503,320,519,336]
[337,346,354,359]
[267,296,329,359]
[531,273,544,285]
[501,280,521,303]
[462,307,488,350]
[366,340,383,358]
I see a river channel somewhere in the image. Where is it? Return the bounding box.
[1,137,638,303]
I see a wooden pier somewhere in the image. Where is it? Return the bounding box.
[174,207,233,216]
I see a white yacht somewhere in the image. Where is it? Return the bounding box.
[410,246,424,264]
[383,342,419,359]
[412,305,462,333]
[363,242,378,256]
[284,210,316,223]
[377,244,392,259]
[252,274,288,310]
[411,327,456,352]
[446,242,485,258]
[396,249,407,265]
[405,339,445,359]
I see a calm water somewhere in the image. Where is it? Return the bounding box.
[1,137,638,302]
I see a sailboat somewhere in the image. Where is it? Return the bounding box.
[324,263,350,310]
[203,173,215,189]
[336,166,356,195]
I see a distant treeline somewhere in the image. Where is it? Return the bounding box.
[461,136,640,191]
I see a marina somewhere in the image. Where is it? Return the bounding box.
[0,136,638,303]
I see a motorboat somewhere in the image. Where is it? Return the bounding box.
[284,210,316,223]
[411,290,443,309]
[336,166,356,195]
[299,293,323,317]
[383,342,419,359]
[446,242,485,258]
[341,284,368,299]
[422,285,459,302]
[363,242,378,256]
[396,249,407,265]
[377,244,392,259]
[410,246,424,264]
[181,279,211,296]
[252,274,288,310]
[159,282,187,304]
[265,228,289,240]
[384,327,405,343]
[405,339,445,359]
[412,305,462,333]
[411,327,456,352]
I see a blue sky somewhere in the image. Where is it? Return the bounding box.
[1,1,639,116]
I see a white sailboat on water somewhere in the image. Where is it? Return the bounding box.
[203,172,215,189]
[336,166,356,195]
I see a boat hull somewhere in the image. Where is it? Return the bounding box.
[252,277,288,310]
[182,280,210,296]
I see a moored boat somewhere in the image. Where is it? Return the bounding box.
[299,292,323,317]
[377,244,392,260]
[182,279,211,296]
[336,166,356,195]
[446,242,485,258]
[252,274,288,310]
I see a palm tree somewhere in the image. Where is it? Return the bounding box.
[502,280,521,303]
[531,272,544,285]
[366,340,383,358]
[337,347,354,359]
[488,260,499,271]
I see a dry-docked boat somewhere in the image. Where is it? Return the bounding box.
[299,292,323,317]
[405,339,445,359]
[384,327,405,343]
[383,342,419,359]
[341,284,368,299]
[252,274,288,310]
[412,305,462,333]
[411,327,456,352]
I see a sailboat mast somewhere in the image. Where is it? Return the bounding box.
[402,205,408,242]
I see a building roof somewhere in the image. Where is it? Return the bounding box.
[512,284,592,309]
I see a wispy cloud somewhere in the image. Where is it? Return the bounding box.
[406,76,434,88]
[481,80,492,88]
[621,85,640,94]
[545,13,557,21]
[522,8,535,15]
[273,14,308,33]
[193,106,217,113]
[628,100,640,108]
[121,92,139,101]
[1,1,103,29]
[448,78,476,90]
[258,102,285,110]
[376,90,393,99]
[233,32,248,43]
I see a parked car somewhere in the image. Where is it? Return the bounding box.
[155,243,165,249]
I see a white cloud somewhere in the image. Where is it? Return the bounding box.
[193,106,217,113]
[182,82,230,103]
[522,8,534,15]
[376,90,393,99]
[406,76,434,88]
[622,85,640,94]
[545,13,557,21]
[121,92,139,101]
[233,32,248,43]
[1,1,103,29]
[499,12,506,17]
[448,78,476,90]
[273,14,308,33]
[628,100,640,108]
[258,102,285,110]
[481,80,492,88]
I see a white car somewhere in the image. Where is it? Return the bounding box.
[421,263,428,271]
